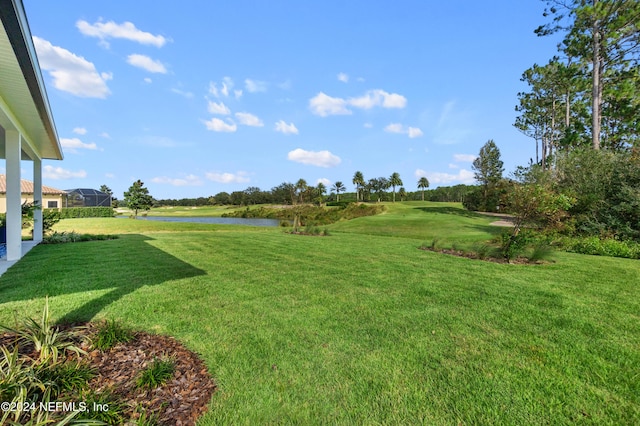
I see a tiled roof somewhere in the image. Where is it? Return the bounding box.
[0,175,66,195]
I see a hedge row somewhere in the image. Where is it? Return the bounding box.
[55,207,115,219]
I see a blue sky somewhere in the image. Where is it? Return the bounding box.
[20,0,561,200]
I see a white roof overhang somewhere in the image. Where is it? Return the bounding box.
[0,0,62,161]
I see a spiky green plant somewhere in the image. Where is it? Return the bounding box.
[0,298,86,364]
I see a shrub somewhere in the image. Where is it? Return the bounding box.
[0,298,86,364]
[75,389,127,424]
[561,236,640,259]
[42,231,118,244]
[36,361,95,398]
[92,319,134,350]
[136,356,175,389]
[58,207,114,219]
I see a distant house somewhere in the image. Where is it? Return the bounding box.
[0,175,65,213]
[65,188,112,208]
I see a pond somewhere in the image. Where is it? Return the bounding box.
[123,216,282,227]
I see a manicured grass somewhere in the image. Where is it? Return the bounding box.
[330,201,504,249]
[1,202,639,424]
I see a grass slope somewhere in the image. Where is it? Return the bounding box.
[1,203,639,424]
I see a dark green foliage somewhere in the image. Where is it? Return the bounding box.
[136,357,175,389]
[76,389,126,424]
[499,230,533,263]
[58,207,114,219]
[36,361,95,397]
[560,236,640,259]
[92,320,134,350]
[124,180,154,218]
[557,149,640,240]
[222,203,384,225]
[42,231,118,244]
[471,140,504,212]
[42,209,61,233]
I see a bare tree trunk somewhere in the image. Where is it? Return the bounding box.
[592,0,602,150]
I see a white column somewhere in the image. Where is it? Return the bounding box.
[33,158,43,242]
[5,130,22,261]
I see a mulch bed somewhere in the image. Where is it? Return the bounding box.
[418,246,544,264]
[1,323,216,425]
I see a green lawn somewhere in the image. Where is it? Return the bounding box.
[1,202,639,424]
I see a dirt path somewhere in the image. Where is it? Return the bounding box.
[476,211,516,227]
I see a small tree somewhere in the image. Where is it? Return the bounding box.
[124,180,153,218]
[472,139,504,211]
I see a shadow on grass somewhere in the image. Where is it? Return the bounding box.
[0,234,206,323]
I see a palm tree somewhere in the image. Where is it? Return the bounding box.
[332,181,346,202]
[389,172,403,202]
[352,171,364,202]
[398,187,407,202]
[295,179,307,204]
[316,182,326,205]
[417,177,430,201]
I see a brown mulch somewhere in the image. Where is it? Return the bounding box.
[0,323,216,425]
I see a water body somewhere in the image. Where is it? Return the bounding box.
[125,216,282,227]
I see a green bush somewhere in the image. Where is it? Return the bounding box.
[58,207,114,219]
[136,356,175,389]
[92,320,134,350]
[42,231,118,244]
[561,236,640,259]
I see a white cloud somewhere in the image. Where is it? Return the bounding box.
[204,118,237,132]
[448,163,460,169]
[235,112,264,127]
[100,132,111,139]
[309,89,407,117]
[384,123,423,138]
[151,174,203,186]
[337,72,349,83]
[61,137,98,151]
[453,154,477,162]
[274,120,299,135]
[415,168,475,185]
[309,92,351,117]
[363,122,373,128]
[76,20,167,47]
[127,54,167,73]
[317,178,331,186]
[408,127,424,138]
[43,165,87,180]
[171,88,194,98]
[205,171,250,184]
[245,79,268,93]
[287,148,341,168]
[209,77,235,98]
[348,89,407,109]
[144,77,152,84]
[33,36,111,98]
[105,173,115,179]
[72,127,87,135]
[384,123,405,134]
[208,101,231,115]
